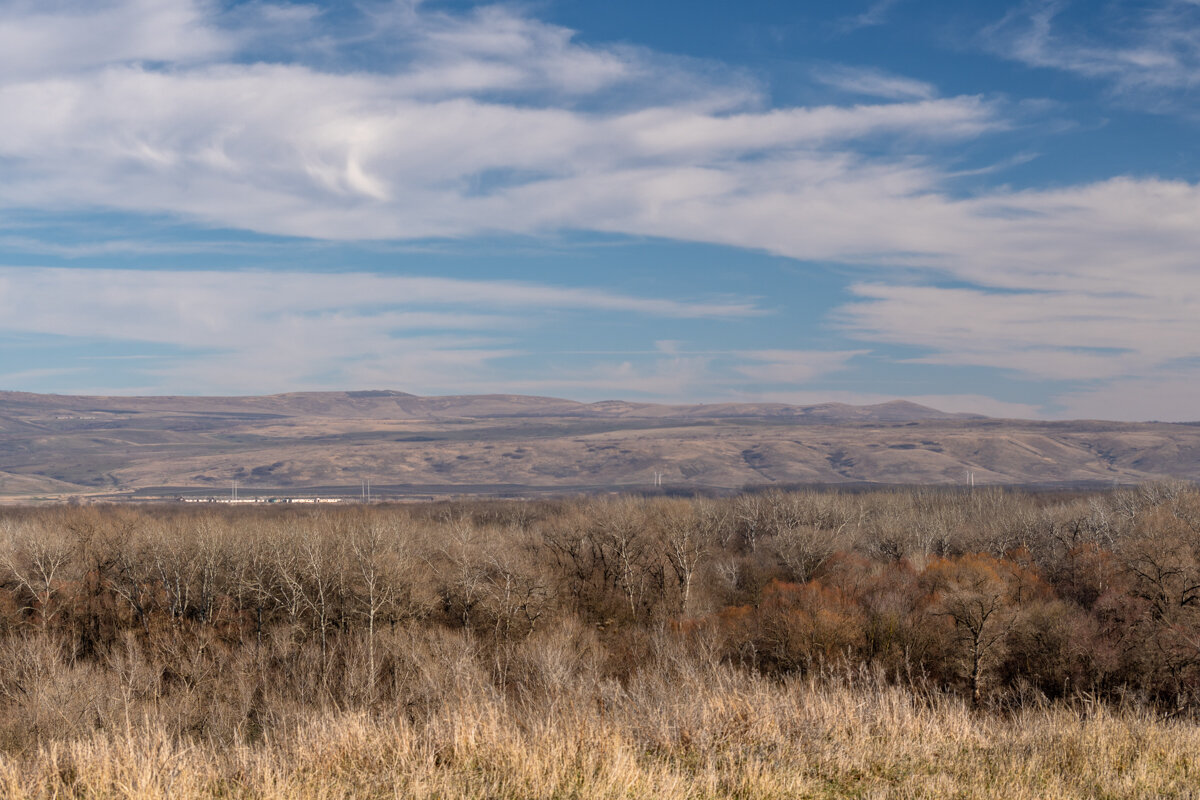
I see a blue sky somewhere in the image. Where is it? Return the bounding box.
[0,0,1198,420]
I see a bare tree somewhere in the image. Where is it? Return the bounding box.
[926,554,1020,706]
[657,502,712,615]
[431,512,490,631]
[0,521,72,631]
[348,513,408,695]
[772,523,844,584]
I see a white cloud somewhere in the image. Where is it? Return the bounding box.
[0,1,1196,420]
[813,65,937,100]
[393,3,638,96]
[0,0,228,79]
[984,0,1200,100]
[0,64,998,239]
[838,0,904,32]
[1054,370,1200,421]
[0,1,1003,243]
[734,349,868,383]
[440,348,874,403]
[0,267,760,394]
[837,282,1200,381]
[0,267,758,340]
[484,355,719,400]
[0,265,878,403]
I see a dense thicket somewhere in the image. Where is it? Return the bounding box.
[0,484,1198,751]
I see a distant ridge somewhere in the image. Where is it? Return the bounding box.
[0,389,979,423]
[0,389,1195,500]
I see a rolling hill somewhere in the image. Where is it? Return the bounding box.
[1,389,1196,499]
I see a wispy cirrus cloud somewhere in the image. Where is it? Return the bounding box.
[813,65,937,101]
[984,0,1200,100]
[0,0,1003,243]
[0,72,998,241]
[0,266,762,395]
[0,1,1197,419]
[837,283,1196,381]
[1054,369,1200,422]
[733,349,868,384]
[428,348,872,403]
[837,0,905,33]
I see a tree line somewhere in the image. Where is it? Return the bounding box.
[0,484,1197,748]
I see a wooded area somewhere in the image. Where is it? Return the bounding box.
[0,485,1199,796]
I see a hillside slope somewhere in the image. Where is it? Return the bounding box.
[0,390,1195,497]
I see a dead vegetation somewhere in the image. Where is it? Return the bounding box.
[0,485,1199,796]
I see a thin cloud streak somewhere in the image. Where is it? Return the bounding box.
[837,282,1200,381]
[984,0,1200,101]
[0,1,1196,419]
[733,349,868,383]
[813,65,937,100]
[0,267,762,343]
[0,266,764,395]
[838,0,904,33]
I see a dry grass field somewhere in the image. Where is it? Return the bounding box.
[2,668,1199,799]
[0,485,1198,797]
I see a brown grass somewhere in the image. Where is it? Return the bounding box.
[1,665,1198,799]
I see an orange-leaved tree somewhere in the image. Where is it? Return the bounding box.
[921,553,1047,705]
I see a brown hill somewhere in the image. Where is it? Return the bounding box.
[0,390,1195,499]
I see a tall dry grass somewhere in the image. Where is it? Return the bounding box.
[0,662,1198,799]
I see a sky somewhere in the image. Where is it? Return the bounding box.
[0,0,1198,420]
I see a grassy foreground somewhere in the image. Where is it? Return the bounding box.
[1,666,1197,800]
